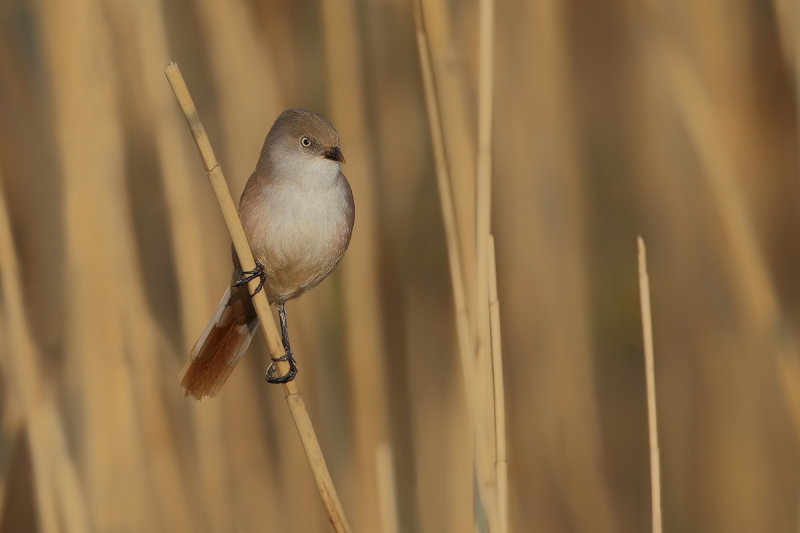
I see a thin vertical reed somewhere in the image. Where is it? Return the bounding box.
[637,237,662,533]
[488,236,508,533]
[474,0,498,527]
[165,62,352,533]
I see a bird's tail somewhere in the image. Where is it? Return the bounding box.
[181,284,258,399]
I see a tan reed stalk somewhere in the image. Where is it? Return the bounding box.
[637,237,662,533]
[488,236,508,533]
[375,442,400,533]
[476,0,496,324]
[0,175,90,533]
[474,0,499,528]
[164,62,352,533]
[321,1,392,530]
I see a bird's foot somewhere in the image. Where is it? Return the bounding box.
[233,262,266,297]
[266,351,298,384]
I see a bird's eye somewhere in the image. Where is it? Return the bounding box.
[300,136,312,147]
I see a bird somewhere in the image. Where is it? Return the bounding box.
[181,108,354,399]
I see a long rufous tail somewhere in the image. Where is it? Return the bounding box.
[181,283,258,399]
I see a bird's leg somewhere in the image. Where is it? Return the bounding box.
[233,262,267,297]
[266,302,298,384]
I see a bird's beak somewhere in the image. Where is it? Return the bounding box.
[323,146,345,163]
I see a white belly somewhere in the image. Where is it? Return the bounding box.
[240,174,353,303]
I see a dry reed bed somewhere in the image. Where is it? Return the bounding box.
[0,0,797,532]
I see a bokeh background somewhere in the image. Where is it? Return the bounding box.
[0,0,798,532]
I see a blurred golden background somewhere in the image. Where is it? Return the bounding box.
[0,0,798,532]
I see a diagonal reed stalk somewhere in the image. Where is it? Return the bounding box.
[164,62,351,533]
[637,237,662,533]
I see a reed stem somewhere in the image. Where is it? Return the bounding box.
[488,236,508,533]
[637,237,662,533]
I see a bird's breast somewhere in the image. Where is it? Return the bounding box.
[239,175,353,302]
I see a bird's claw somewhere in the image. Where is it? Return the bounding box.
[233,263,266,297]
[266,351,298,384]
